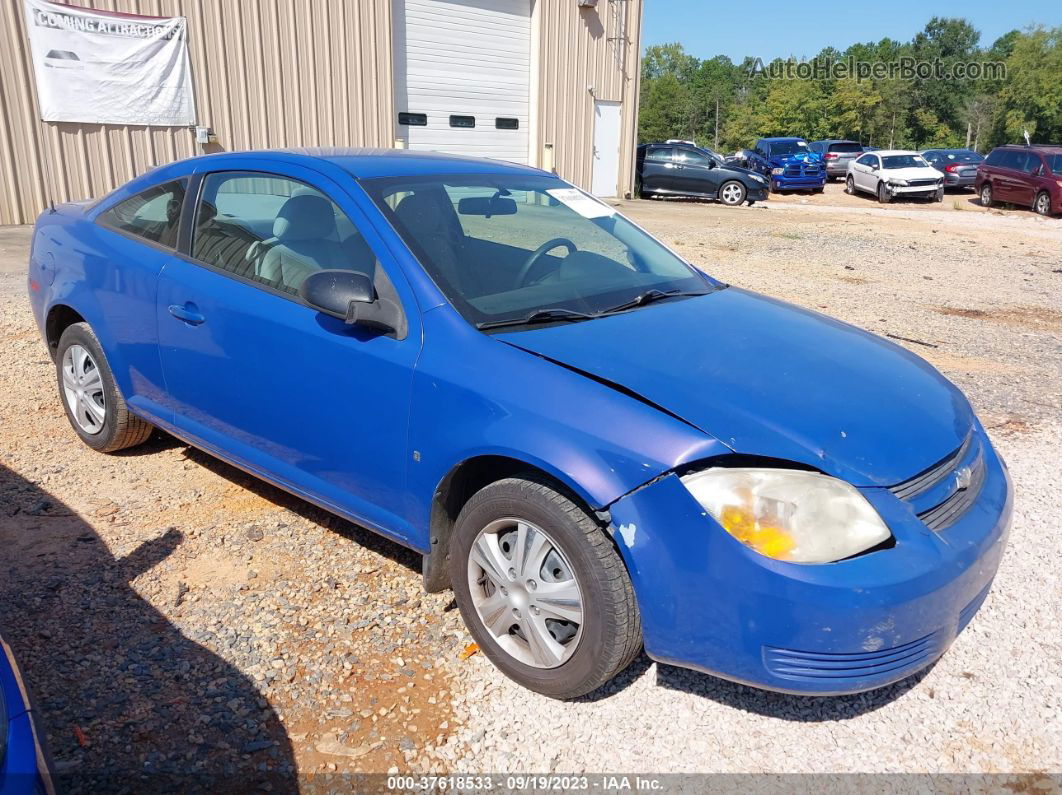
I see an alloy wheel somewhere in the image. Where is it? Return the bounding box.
[981,184,993,207]
[719,182,745,206]
[1035,192,1050,215]
[62,344,106,434]
[467,518,584,669]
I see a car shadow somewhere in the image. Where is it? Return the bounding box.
[0,463,297,791]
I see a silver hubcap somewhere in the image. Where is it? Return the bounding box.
[62,344,106,434]
[467,518,584,669]
[1037,194,1048,213]
[720,183,742,204]
[982,187,991,204]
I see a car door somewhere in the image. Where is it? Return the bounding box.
[1012,152,1042,207]
[994,151,1024,201]
[155,162,422,544]
[852,154,876,191]
[640,146,677,192]
[672,148,722,195]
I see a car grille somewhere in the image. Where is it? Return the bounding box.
[763,632,941,682]
[888,433,986,531]
[783,164,821,176]
[908,178,939,187]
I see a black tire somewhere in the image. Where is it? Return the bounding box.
[449,475,642,699]
[980,183,994,208]
[634,173,645,199]
[717,180,746,206]
[877,181,891,204]
[845,175,856,195]
[55,322,153,453]
[1034,190,1051,216]
[935,187,944,203]
[769,179,780,194]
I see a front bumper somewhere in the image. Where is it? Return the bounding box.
[745,186,769,201]
[886,183,943,199]
[607,425,1011,695]
[771,174,826,190]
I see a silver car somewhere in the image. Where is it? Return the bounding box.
[809,140,864,179]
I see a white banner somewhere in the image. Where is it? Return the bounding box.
[23,0,195,126]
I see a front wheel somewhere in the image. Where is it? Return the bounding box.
[449,476,642,699]
[877,181,891,204]
[845,175,856,195]
[935,187,944,202]
[1034,190,1051,216]
[980,183,994,207]
[718,180,746,206]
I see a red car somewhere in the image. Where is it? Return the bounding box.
[976,145,1062,217]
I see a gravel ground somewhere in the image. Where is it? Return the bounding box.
[1,189,1060,785]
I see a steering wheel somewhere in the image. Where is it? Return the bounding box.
[515,238,577,287]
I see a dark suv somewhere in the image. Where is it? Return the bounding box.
[635,142,770,206]
[976,145,1062,216]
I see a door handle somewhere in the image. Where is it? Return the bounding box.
[168,303,206,325]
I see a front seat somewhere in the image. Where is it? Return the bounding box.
[393,192,466,294]
[250,193,347,292]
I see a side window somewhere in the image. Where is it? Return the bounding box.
[645,146,673,162]
[984,149,1004,166]
[1026,155,1043,175]
[97,180,186,249]
[191,171,375,296]
[809,142,822,154]
[856,154,876,166]
[676,149,713,166]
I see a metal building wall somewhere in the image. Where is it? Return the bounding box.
[0,0,394,226]
[534,0,642,196]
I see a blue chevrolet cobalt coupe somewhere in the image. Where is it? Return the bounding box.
[28,149,1011,699]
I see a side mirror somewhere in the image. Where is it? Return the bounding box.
[299,269,400,334]
[870,164,879,171]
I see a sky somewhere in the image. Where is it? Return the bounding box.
[641,0,1062,62]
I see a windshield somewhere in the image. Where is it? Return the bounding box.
[363,174,715,329]
[883,155,930,169]
[769,141,808,156]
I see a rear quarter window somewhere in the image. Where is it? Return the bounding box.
[96,179,187,249]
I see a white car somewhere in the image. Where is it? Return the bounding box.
[845,150,944,203]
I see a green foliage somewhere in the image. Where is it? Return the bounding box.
[638,23,1062,153]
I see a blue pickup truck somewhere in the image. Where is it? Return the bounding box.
[739,137,826,193]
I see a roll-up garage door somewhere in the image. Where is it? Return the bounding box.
[393,0,532,164]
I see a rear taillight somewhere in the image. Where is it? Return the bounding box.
[945,164,961,172]
[824,153,839,160]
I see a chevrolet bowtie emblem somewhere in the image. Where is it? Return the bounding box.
[954,466,973,491]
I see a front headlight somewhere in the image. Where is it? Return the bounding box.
[750,174,767,184]
[771,167,784,175]
[888,178,909,186]
[681,467,892,563]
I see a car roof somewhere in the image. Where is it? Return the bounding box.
[812,139,858,144]
[870,150,921,157]
[760,137,805,143]
[992,144,1062,154]
[161,147,546,180]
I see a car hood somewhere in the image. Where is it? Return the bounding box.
[497,288,973,488]
[767,151,822,167]
[886,166,943,180]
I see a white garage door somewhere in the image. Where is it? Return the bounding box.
[393,0,531,164]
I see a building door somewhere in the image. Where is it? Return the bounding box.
[393,0,531,164]
[591,100,622,197]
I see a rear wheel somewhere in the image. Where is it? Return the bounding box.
[449,476,642,699]
[877,181,891,204]
[1034,190,1051,216]
[718,180,746,206]
[980,183,994,207]
[55,322,153,452]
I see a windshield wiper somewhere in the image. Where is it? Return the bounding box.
[477,307,599,331]
[600,288,710,316]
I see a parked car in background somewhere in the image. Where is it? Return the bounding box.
[921,149,984,190]
[1,634,54,794]
[636,142,769,205]
[809,140,865,180]
[976,145,1062,216]
[29,148,1011,699]
[738,137,826,193]
[846,150,944,203]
